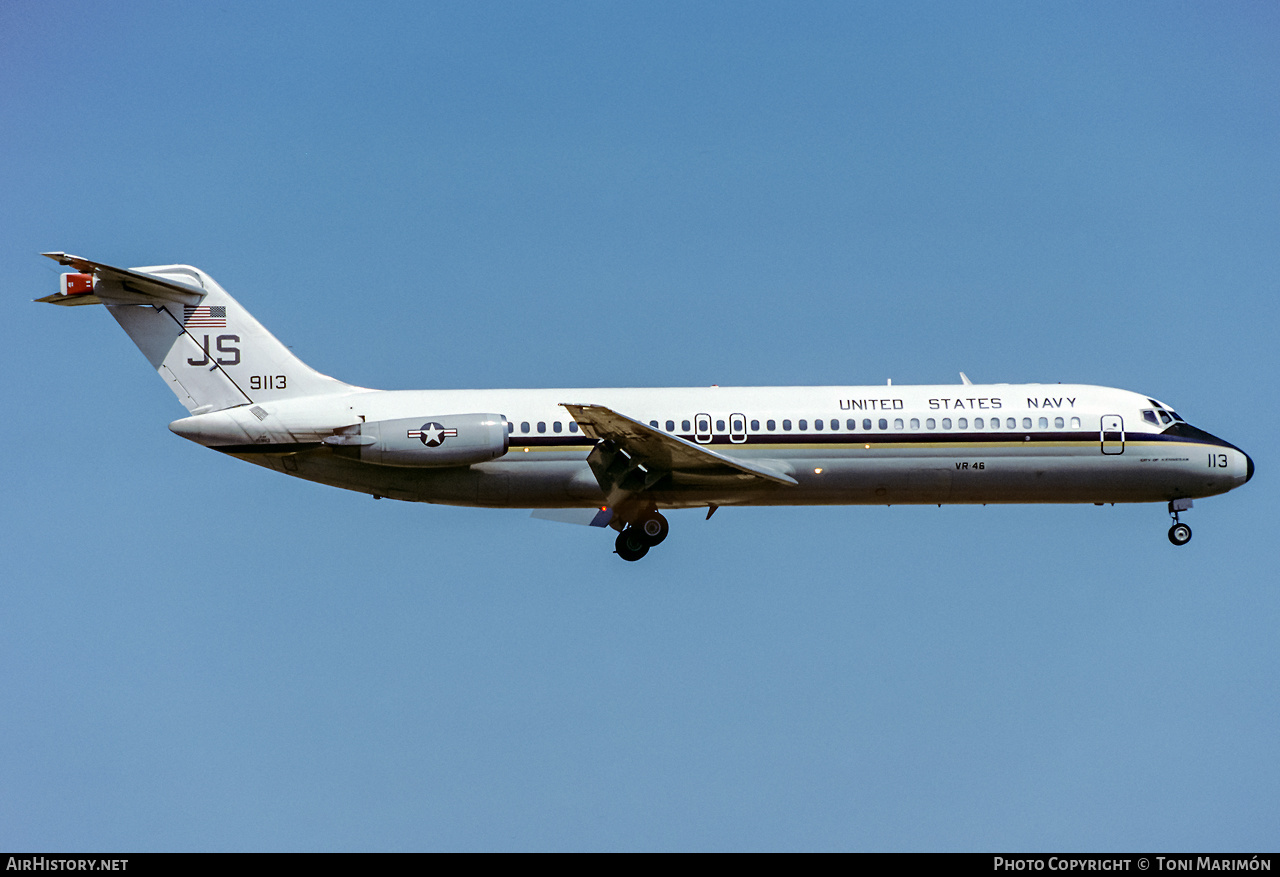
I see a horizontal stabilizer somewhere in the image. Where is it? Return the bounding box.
[35,290,102,306]
[39,252,205,306]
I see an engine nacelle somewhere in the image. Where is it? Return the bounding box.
[331,413,509,467]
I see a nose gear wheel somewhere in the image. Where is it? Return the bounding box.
[1167,499,1193,546]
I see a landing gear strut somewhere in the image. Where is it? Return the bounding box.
[1168,499,1193,546]
[613,510,670,561]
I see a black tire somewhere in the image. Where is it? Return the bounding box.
[638,512,669,546]
[615,528,650,561]
[1168,523,1192,546]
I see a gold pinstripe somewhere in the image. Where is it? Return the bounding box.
[506,438,1206,454]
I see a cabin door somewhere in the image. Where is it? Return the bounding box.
[695,413,712,444]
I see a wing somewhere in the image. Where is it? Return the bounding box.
[36,252,205,307]
[563,403,797,486]
[562,403,796,518]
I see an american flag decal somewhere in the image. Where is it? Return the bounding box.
[183,305,226,328]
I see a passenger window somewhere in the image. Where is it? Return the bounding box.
[878,418,888,430]
[1022,417,1032,429]
[957,418,968,429]
[894,418,904,429]
[569,422,579,433]
[716,419,725,432]
[863,418,872,430]
[698,418,710,432]
[767,419,776,431]
[521,422,530,434]
[682,420,691,432]
[553,421,562,433]
[926,418,936,429]
[1038,417,1048,429]
[1054,416,1064,429]
[507,422,514,434]
[847,419,856,430]
[813,419,822,430]
[650,420,658,428]
[783,419,792,430]
[830,419,838,430]
[666,420,675,432]
[942,418,952,429]
[732,418,744,432]
[910,418,920,429]
[799,419,808,431]
[1071,417,1081,429]
[751,419,760,431]
[538,422,546,433]
[974,417,984,429]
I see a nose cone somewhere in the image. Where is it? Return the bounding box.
[1165,422,1253,490]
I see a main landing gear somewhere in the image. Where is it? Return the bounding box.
[1167,498,1193,546]
[613,510,669,562]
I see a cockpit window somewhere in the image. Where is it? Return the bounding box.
[1142,410,1159,425]
[1145,399,1186,424]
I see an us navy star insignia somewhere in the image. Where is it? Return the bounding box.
[407,422,458,447]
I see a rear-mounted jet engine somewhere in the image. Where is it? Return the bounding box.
[325,414,509,467]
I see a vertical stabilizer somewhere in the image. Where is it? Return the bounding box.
[38,254,356,413]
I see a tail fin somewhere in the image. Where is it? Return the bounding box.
[38,253,354,413]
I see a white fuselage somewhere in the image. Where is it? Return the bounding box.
[171,381,1252,511]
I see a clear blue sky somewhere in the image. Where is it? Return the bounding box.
[2,1,1277,851]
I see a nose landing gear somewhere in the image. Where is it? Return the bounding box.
[1167,498,1193,546]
